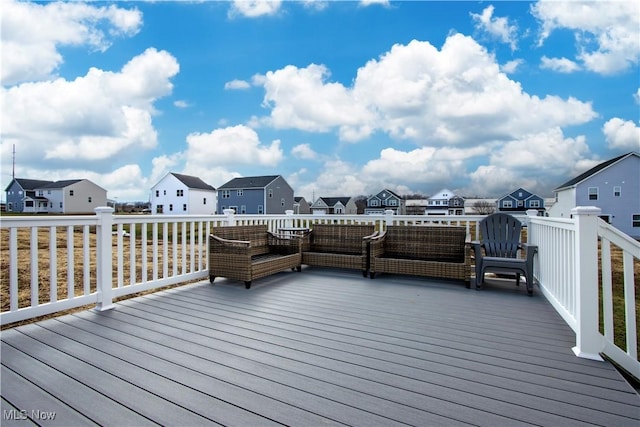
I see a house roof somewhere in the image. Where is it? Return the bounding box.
[171,173,215,191]
[218,175,280,189]
[555,152,639,191]
[317,197,351,207]
[294,197,306,202]
[40,179,83,189]
[5,178,54,192]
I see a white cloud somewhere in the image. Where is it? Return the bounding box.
[184,125,284,168]
[1,0,142,85]
[256,34,597,148]
[174,100,190,108]
[471,5,518,51]
[1,48,179,165]
[603,118,640,151]
[291,144,319,160]
[229,1,282,18]
[360,0,390,7]
[224,79,251,90]
[501,59,524,74]
[532,0,640,74]
[634,88,640,104]
[540,56,581,73]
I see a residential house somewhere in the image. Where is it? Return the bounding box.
[311,197,357,215]
[217,175,293,214]
[405,199,429,215]
[150,172,217,215]
[424,188,463,216]
[549,152,640,238]
[293,197,310,214]
[6,179,107,214]
[5,178,54,213]
[496,188,545,214]
[364,189,405,215]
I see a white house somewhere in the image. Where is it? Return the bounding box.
[549,152,640,238]
[150,172,217,215]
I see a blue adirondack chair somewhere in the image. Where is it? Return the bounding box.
[473,213,538,295]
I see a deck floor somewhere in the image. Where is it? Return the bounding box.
[2,267,639,426]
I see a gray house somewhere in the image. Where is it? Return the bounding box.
[496,188,545,214]
[217,175,294,214]
[5,178,53,213]
[311,197,358,215]
[549,151,640,238]
[294,197,311,214]
[5,178,107,214]
[365,189,405,215]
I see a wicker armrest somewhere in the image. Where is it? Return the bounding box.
[369,231,386,256]
[210,234,251,247]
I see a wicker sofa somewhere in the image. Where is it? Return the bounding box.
[369,225,471,287]
[302,224,377,277]
[209,225,302,289]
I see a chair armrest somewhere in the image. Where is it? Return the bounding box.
[369,231,386,257]
[520,243,538,260]
[363,231,379,240]
[209,234,251,247]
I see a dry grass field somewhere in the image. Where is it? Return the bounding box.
[1,225,639,356]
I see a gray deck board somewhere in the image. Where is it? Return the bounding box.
[2,268,639,426]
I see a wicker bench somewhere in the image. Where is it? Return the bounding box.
[302,224,377,277]
[369,225,471,287]
[209,225,302,289]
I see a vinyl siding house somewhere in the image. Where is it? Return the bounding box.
[364,189,405,215]
[424,188,461,216]
[549,151,640,239]
[496,188,545,214]
[293,197,311,214]
[6,179,107,214]
[217,175,293,214]
[5,178,54,213]
[150,173,217,215]
[311,197,357,215]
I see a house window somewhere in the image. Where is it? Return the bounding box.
[157,205,163,213]
[388,199,397,206]
[229,206,238,213]
[241,205,247,214]
[88,197,92,203]
[258,205,264,214]
[453,199,461,206]
[163,190,166,195]
[203,198,207,204]
[503,200,513,208]
[588,187,598,200]
[281,198,285,207]
[221,190,230,199]
[177,189,184,197]
[183,204,187,211]
[59,202,63,208]
[633,214,640,228]
[530,200,540,208]
[69,190,74,196]
[371,199,379,206]
[237,190,243,196]
[156,190,159,197]
[268,189,273,198]
[517,200,524,207]
[614,186,621,197]
[169,204,173,211]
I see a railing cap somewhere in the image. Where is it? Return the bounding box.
[571,206,602,216]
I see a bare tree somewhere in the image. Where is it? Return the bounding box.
[471,201,495,215]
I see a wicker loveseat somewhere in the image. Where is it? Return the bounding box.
[369,225,471,287]
[209,225,302,289]
[302,224,377,277]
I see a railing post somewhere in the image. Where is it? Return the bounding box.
[525,209,538,245]
[384,210,394,229]
[285,209,294,228]
[95,207,115,311]
[571,206,604,361]
[224,209,236,226]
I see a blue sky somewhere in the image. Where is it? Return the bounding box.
[2,0,639,203]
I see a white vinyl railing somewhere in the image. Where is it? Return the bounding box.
[529,206,639,380]
[2,207,638,380]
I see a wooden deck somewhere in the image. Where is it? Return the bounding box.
[2,267,639,426]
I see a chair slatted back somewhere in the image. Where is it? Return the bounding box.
[479,213,521,258]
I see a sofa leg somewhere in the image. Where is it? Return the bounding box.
[209,276,216,284]
[245,281,252,289]
[369,272,376,279]
[362,270,367,278]
[296,265,302,272]
[465,280,470,289]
